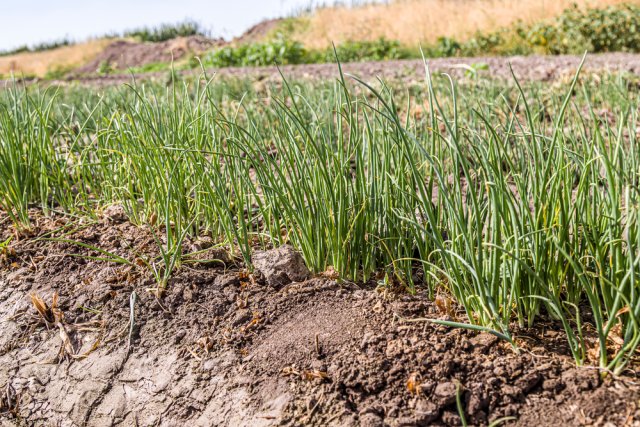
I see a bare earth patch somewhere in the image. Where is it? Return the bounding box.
[0,211,639,426]
[58,52,640,87]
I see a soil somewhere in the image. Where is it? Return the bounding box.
[59,52,640,86]
[1,209,639,426]
[73,36,225,74]
[233,19,283,45]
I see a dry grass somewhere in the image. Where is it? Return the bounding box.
[0,39,110,78]
[293,0,640,49]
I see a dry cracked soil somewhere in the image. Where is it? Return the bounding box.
[1,208,639,426]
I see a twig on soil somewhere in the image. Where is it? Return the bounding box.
[128,290,137,351]
[315,333,321,356]
[1,308,29,322]
[304,394,323,424]
[0,383,19,416]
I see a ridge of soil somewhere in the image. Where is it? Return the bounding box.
[73,36,225,74]
[4,52,640,88]
[1,210,639,426]
[61,52,640,86]
[233,19,283,45]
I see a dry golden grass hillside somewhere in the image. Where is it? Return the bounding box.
[291,0,640,49]
[0,39,110,78]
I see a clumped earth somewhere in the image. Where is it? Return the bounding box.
[73,36,224,74]
[65,52,640,86]
[0,210,639,426]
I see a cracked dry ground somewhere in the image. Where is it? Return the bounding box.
[0,210,639,426]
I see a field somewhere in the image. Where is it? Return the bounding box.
[1,51,639,425]
[3,0,640,79]
[289,0,640,48]
[0,39,111,79]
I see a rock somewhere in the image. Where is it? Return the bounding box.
[360,332,375,350]
[102,204,127,223]
[470,333,499,351]
[394,416,418,426]
[182,286,196,302]
[414,400,439,424]
[434,382,458,407]
[251,245,310,289]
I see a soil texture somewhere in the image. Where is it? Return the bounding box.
[73,36,224,74]
[65,52,640,86]
[0,210,639,426]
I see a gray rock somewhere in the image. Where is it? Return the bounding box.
[415,400,439,424]
[434,382,458,407]
[251,245,310,289]
[102,204,127,223]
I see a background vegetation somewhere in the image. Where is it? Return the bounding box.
[1,2,640,79]
[203,3,640,67]
[122,20,208,43]
[286,0,640,49]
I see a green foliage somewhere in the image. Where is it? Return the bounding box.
[97,61,114,75]
[204,37,308,67]
[0,38,72,57]
[200,2,640,68]
[433,37,462,57]
[433,3,640,57]
[123,20,207,43]
[44,65,75,80]
[543,3,640,53]
[204,37,409,68]
[325,37,410,62]
[126,61,172,74]
[2,70,640,373]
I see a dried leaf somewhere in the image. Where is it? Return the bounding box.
[407,372,422,395]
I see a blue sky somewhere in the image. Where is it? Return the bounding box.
[0,0,349,51]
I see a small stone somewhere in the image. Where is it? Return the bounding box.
[361,332,375,350]
[434,382,458,407]
[415,400,438,424]
[471,333,498,351]
[182,286,196,302]
[251,245,310,289]
[394,416,418,427]
[103,204,127,223]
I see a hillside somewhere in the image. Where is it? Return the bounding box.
[284,0,640,48]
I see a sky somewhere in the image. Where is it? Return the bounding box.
[0,0,350,51]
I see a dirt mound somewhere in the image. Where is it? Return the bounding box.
[74,36,225,74]
[234,19,283,45]
[0,210,639,426]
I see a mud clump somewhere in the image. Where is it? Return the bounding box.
[251,245,310,289]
